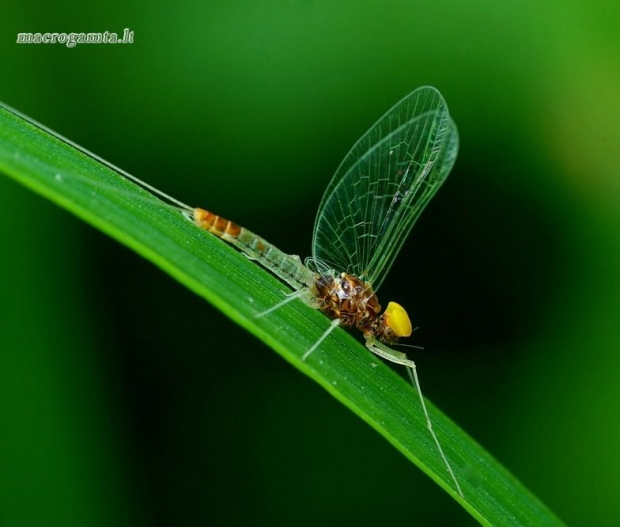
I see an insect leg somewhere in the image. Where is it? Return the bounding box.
[366,339,464,498]
[301,318,340,361]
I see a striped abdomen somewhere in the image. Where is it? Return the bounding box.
[193,208,316,290]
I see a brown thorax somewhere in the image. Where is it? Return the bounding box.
[313,273,400,344]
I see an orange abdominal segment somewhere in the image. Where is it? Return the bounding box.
[193,208,241,238]
[191,208,316,291]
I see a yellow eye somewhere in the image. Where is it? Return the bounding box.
[384,302,412,338]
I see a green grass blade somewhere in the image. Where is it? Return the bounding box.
[0,103,565,526]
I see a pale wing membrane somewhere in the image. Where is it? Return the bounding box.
[312,86,457,290]
[367,117,458,288]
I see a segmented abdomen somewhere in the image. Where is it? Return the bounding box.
[193,208,315,290]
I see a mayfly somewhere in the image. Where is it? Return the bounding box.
[125,86,460,495]
[19,86,461,495]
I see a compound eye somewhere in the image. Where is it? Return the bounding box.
[384,302,412,338]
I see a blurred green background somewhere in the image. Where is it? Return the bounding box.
[1,1,619,525]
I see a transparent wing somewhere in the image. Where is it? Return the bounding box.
[311,86,458,290]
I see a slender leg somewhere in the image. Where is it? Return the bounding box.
[255,289,308,318]
[366,339,463,498]
[302,318,340,361]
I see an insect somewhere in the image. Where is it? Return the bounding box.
[112,86,462,496]
[27,86,461,496]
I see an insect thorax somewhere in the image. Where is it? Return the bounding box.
[312,273,402,344]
